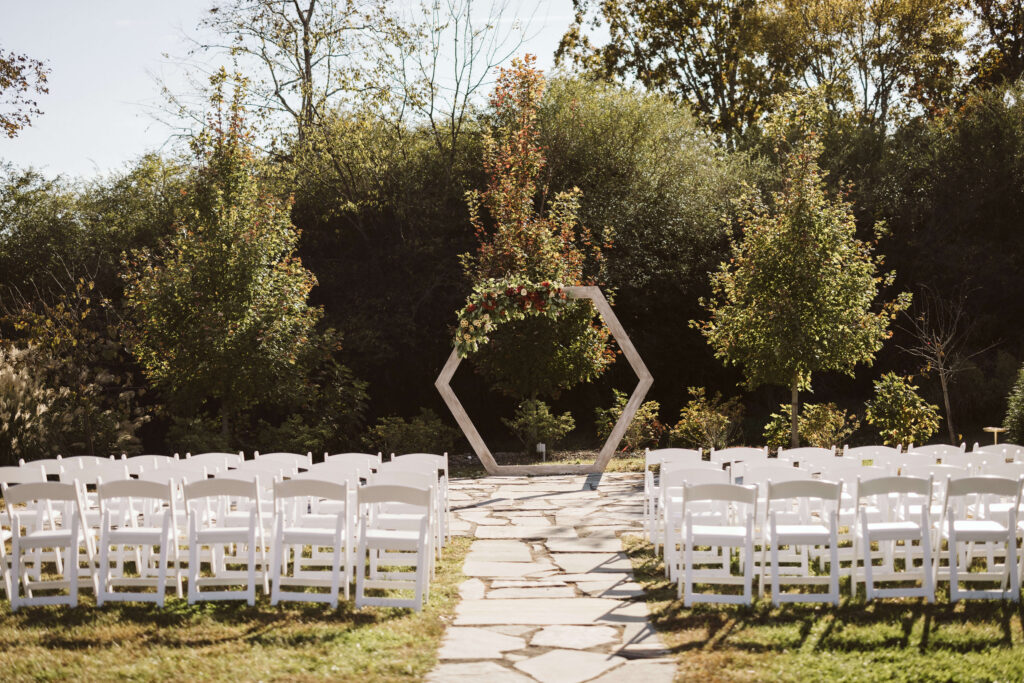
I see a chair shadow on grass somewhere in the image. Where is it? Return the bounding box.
[6,593,415,652]
[622,536,1024,659]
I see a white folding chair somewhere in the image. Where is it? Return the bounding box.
[325,452,381,471]
[270,479,352,607]
[392,453,449,542]
[184,478,266,605]
[371,467,441,564]
[710,446,768,467]
[297,463,364,571]
[303,460,371,484]
[0,465,47,599]
[851,476,934,602]
[907,444,966,460]
[18,457,65,478]
[59,460,130,580]
[255,451,313,471]
[660,467,730,579]
[95,479,181,606]
[942,451,992,474]
[186,451,244,471]
[121,454,180,476]
[844,445,903,469]
[677,483,758,606]
[58,455,116,469]
[938,476,1022,602]
[3,481,82,611]
[644,448,703,540]
[355,484,433,611]
[778,447,837,474]
[761,479,843,605]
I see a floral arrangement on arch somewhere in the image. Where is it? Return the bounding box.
[455,277,572,357]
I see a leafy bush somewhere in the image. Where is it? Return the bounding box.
[501,399,575,454]
[362,408,461,456]
[763,402,860,449]
[255,331,369,454]
[0,345,54,465]
[668,387,743,450]
[1004,363,1024,443]
[5,280,149,456]
[595,389,664,453]
[865,373,941,447]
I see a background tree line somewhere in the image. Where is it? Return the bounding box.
[3,0,1024,460]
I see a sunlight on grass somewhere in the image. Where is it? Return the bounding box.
[621,535,1024,682]
[0,537,470,682]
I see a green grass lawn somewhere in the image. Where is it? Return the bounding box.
[0,537,469,682]
[622,535,1024,682]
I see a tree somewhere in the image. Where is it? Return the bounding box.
[966,0,1024,88]
[899,285,992,443]
[1004,362,1024,443]
[194,0,399,135]
[865,372,941,446]
[0,47,48,138]
[460,55,614,400]
[784,0,965,123]
[556,0,799,139]
[386,0,529,165]
[697,95,908,447]
[122,70,321,439]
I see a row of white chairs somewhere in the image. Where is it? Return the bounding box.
[644,445,1024,543]
[644,448,1024,606]
[666,473,1023,607]
[1,451,450,612]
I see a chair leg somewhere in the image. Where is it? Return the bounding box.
[1008,531,1020,601]
[770,538,780,606]
[270,525,283,606]
[68,539,79,608]
[355,536,367,607]
[683,534,693,605]
[830,529,840,606]
[188,532,199,605]
[949,527,959,603]
[246,533,256,607]
[330,540,342,609]
[157,538,169,608]
[97,536,109,607]
[743,533,754,605]
[922,529,934,604]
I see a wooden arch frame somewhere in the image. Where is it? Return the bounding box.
[436,286,653,475]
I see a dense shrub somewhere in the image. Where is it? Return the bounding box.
[763,402,860,449]
[595,389,664,453]
[501,399,575,454]
[362,408,461,456]
[1004,363,1024,443]
[0,345,54,465]
[668,387,744,450]
[865,373,941,447]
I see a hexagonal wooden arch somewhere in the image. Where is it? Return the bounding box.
[435,286,653,475]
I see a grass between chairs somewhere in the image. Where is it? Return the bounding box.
[0,536,470,682]
[449,450,646,478]
[622,535,1024,682]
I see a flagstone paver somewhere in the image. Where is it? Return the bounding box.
[514,650,627,683]
[429,472,676,683]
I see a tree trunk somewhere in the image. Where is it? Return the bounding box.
[940,372,956,444]
[790,378,800,449]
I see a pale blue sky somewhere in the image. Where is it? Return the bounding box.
[1,0,578,179]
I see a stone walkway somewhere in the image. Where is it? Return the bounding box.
[427,473,676,683]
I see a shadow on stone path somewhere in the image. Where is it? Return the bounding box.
[427,473,676,683]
